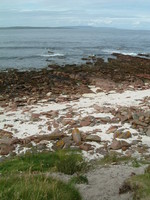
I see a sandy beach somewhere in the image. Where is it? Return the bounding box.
[0,54,150,199]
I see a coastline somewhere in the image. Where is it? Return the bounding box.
[0,53,150,160]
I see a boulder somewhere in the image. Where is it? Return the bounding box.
[86,135,101,142]
[114,131,132,139]
[110,139,131,150]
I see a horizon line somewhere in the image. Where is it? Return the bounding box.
[0,26,150,31]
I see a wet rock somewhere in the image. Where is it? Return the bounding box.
[86,135,101,142]
[72,128,81,145]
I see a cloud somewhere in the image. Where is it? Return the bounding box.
[0,0,150,29]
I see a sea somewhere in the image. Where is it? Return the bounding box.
[0,27,150,70]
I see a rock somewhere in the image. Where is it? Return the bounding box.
[114,131,132,139]
[80,117,92,127]
[106,126,118,134]
[146,127,150,137]
[36,144,47,151]
[46,92,52,97]
[0,137,19,146]
[0,129,13,139]
[31,131,66,143]
[110,139,131,150]
[45,131,66,140]
[72,128,81,145]
[53,120,59,128]
[47,125,51,131]
[132,140,141,145]
[30,113,41,122]
[62,137,72,149]
[79,143,93,151]
[86,135,101,142]
[52,140,65,150]
[99,117,111,123]
[132,120,148,127]
[0,144,15,155]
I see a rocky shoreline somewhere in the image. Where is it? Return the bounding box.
[0,53,150,160]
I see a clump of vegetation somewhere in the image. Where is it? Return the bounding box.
[0,150,86,175]
[56,150,86,175]
[120,165,150,200]
[69,175,88,185]
[0,174,82,200]
[98,152,131,165]
[0,150,86,200]
[132,159,141,168]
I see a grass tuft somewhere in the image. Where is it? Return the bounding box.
[98,152,131,165]
[0,174,82,200]
[0,150,86,175]
[120,165,150,200]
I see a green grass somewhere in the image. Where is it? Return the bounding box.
[69,175,88,185]
[98,152,131,165]
[120,165,150,200]
[0,150,86,175]
[0,174,82,200]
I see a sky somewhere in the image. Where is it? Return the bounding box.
[0,0,150,29]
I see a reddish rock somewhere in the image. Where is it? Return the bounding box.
[53,120,59,128]
[0,145,15,155]
[80,117,92,127]
[106,126,118,134]
[0,129,13,139]
[80,143,93,151]
[110,139,131,150]
[47,125,51,131]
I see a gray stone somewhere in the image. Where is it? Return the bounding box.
[86,135,101,142]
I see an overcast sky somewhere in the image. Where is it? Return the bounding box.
[0,0,150,29]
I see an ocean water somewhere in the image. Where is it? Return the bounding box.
[0,27,150,70]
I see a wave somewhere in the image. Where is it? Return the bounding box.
[40,53,65,57]
[0,53,65,60]
[102,49,137,56]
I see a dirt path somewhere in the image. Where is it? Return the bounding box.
[77,164,146,200]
